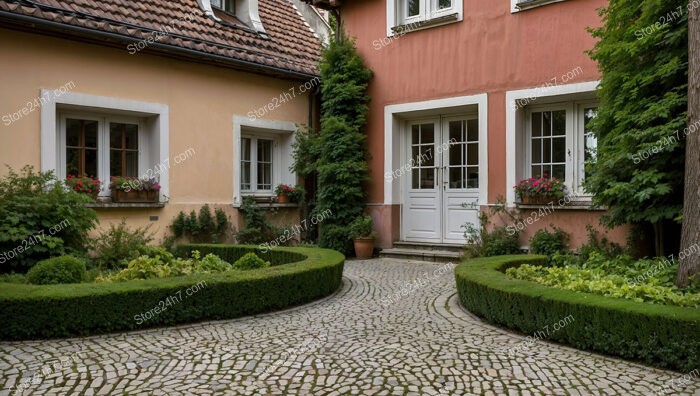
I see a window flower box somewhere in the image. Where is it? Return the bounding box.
[515,175,566,205]
[274,184,305,204]
[109,177,160,203]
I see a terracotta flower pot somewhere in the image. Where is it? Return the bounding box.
[353,237,375,259]
[277,192,290,204]
[521,194,556,205]
[112,190,158,203]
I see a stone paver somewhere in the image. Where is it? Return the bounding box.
[0,259,698,395]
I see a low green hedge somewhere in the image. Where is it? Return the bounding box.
[456,255,700,372]
[0,246,344,340]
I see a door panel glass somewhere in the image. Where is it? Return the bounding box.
[420,169,435,189]
[421,123,434,143]
[449,167,464,189]
[449,144,462,165]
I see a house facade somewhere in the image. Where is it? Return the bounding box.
[309,0,628,249]
[0,0,327,240]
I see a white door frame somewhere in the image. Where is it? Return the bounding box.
[384,94,488,244]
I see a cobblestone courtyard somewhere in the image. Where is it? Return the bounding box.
[1,259,698,396]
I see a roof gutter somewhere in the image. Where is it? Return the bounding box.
[0,9,319,81]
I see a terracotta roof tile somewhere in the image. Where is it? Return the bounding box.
[0,0,322,77]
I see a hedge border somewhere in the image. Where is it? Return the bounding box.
[455,255,700,372]
[0,246,344,340]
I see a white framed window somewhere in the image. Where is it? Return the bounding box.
[211,0,235,14]
[232,116,297,206]
[524,101,598,195]
[388,0,462,36]
[56,111,155,196]
[240,135,276,194]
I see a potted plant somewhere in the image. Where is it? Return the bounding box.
[109,177,160,203]
[65,175,101,200]
[274,184,305,204]
[514,175,566,205]
[349,215,375,259]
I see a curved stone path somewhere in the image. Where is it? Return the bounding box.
[1,259,698,396]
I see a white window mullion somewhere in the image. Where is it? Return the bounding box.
[565,104,575,194]
[95,118,106,195]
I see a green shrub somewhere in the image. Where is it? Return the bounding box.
[235,198,282,245]
[233,253,270,270]
[26,256,86,285]
[507,263,699,307]
[529,227,569,257]
[91,219,154,270]
[463,201,522,258]
[0,246,344,340]
[98,250,233,282]
[348,215,373,239]
[171,205,231,243]
[0,166,98,272]
[456,255,700,372]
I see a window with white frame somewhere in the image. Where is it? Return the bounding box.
[58,112,149,193]
[525,101,598,194]
[211,0,235,14]
[391,0,462,33]
[240,135,276,194]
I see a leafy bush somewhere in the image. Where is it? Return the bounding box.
[0,166,98,272]
[91,219,154,270]
[464,216,520,258]
[235,198,282,245]
[348,215,373,239]
[529,227,569,257]
[175,244,306,266]
[233,253,270,270]
[0,247,344,340]
[576,224,624,261]
[171,205,231,244]
[26,256,86,285]
[456,255,700,372]
[506,262,699,308]
[97,250,233,282]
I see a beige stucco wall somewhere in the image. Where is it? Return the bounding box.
[0,28,311,242]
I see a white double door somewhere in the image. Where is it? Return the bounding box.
[403,116,481,244]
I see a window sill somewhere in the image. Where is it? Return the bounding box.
[513,0,568,12]
[235,195,301,209]
[391,13,459,35]
[516,200,605,211]
[85,202,166,209]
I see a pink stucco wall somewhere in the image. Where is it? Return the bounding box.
[341,0,629,248]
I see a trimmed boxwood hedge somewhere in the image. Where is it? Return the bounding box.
[0,246,344,340]
[456,255,700,372]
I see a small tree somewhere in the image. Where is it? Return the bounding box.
[677,1,700,286]
[586,0,688,255]
[316,34,372,254]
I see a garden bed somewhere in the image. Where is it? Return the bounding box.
[455,255,700,372]
[0,246,344,340]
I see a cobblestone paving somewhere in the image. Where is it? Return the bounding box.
[1,259,699,396]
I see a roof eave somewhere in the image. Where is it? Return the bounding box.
[0,9,320,81]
